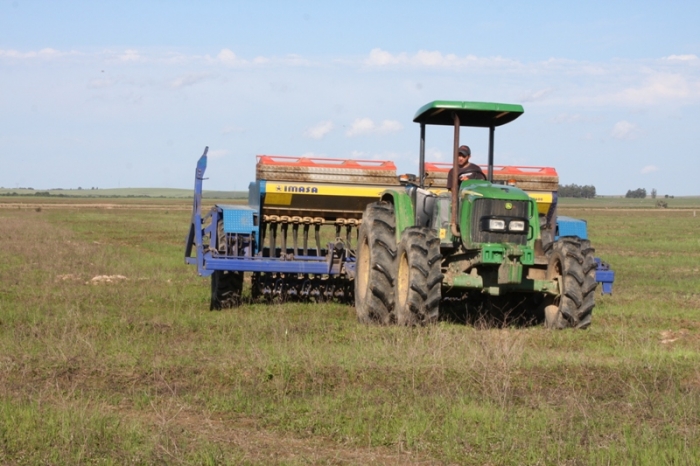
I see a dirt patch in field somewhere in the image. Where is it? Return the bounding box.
[121,405,443,465]
[660,329,690,345]
[88,274,129,284]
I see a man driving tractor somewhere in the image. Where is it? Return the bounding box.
[445,144,486,191]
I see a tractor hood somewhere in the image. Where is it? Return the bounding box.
[458,180,532,202]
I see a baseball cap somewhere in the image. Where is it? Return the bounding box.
[458,145,471,157]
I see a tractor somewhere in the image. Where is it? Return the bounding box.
[354,101,599,329]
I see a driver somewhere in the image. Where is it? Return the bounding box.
[446,145,486,191]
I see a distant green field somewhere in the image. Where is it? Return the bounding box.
[0,187,247,199]
[3,186,697,208]
[559,196,700,209]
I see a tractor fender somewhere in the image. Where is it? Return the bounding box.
[378,189,415,243]
[556,216,588,240]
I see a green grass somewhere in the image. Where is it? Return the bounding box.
[1,198,699,464]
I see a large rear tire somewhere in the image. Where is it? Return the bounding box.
[545,237,597,329]
[395,227,442,325]
[210,219,244,310]
[354,202,397,324]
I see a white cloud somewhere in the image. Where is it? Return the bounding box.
[159,52,191,65]
[215,49,307,67]
[364,48,517,69]
[304,121,334,139]
[0,48,27,58]
[664,54,698,62]
[222,125,245,135]
[612,73,695,106]
[346,118,375,136]
[611,120,640,140]
[412,50,456,66]
[346,118,402,137]
[520,88,554,102]
[550,113,603,124]
[365,48,396,66]
[118,49,143,62]
[37,48,63,58]
[0,47,70,59]
[641,165,659,174]
[87,78,115,89]
[378,120,403,133]
[280,54,310,66]
[425,148,445,162]
[0,46,302,69]
[551,113,584,124]
[217,48,243,66]
[171,73,212,89]
[208,149,228,159]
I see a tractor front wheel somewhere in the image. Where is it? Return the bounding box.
[545,237,597,329]
[395,227,442,325]
[354,202,397,324]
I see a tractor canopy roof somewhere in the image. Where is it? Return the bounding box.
[413,100,524,127]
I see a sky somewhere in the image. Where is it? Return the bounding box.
[1,1,699,195]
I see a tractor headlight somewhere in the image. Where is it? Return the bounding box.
[488,219,506,231]
[509,220,526,232]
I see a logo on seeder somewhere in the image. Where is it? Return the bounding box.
[277,185,319,193]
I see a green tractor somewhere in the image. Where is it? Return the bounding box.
[354,101,600,329]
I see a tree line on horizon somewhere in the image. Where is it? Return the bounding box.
[625,188,647,199]
[558,184,596,198]
[558,184,676,199]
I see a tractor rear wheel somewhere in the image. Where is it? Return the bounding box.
[354,202,397,324]
[210,270,243,310]
[395,227,442,325]
[210,219,244,310]
[545,237,597,329]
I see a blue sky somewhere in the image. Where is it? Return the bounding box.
[2,1,699,195]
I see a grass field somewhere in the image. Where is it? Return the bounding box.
[0,187,247,199]
[1,197,699,465]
